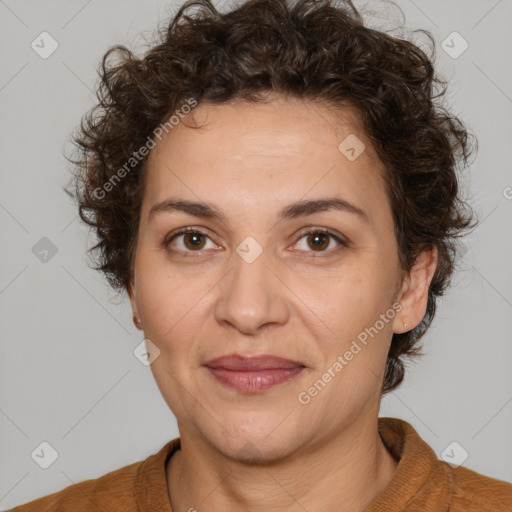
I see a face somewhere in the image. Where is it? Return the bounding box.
[129,95,433,462]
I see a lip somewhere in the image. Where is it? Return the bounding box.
[204,354,305,371]
[203,354,306,392]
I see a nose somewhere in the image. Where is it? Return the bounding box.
[214,241,290,335]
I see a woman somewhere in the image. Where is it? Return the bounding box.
[12,0,512,510]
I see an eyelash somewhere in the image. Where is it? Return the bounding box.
[163,226,348,256]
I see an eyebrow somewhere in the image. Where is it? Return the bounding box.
[148,197,369,224]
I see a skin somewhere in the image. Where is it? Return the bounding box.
[128,94,437,512]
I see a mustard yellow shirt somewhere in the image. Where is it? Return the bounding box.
[10,417,512,511]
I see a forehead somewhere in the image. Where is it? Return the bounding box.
[142,96,390,228]
[156,96,376,161]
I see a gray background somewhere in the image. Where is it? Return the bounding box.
[1,0,511,508]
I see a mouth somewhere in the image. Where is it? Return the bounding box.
[203,354,306,393]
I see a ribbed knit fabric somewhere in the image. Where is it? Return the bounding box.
[11,417,512,511]
[367,418,512,511]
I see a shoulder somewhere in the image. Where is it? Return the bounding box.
[9,438,179,512]
[9,459,141,512]
[448,464,512,511]
[375,417,512,512]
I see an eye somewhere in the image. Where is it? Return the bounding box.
[164,227,218,253]
[163,227,348,256]
[293,228,347,253]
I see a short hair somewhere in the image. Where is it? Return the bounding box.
[66,0,477,394]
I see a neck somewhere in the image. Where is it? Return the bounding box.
[166,417,398,512]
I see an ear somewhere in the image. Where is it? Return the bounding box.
[392,245,438,334]
[127,279,143,331]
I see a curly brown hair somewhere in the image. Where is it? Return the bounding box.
[66,0,477,394]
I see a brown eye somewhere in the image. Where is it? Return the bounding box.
[165,229,216,253]
[183,232,206,250]
[294,229,346,254]
[307,232,330,251]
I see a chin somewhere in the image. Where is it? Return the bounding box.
[201,414,303,464]
[221,436,297,465]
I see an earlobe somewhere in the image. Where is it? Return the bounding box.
[127,280,142,330]
[133,315,143,330]
[392,246,438,334]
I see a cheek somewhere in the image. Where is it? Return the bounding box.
[300,263,382,327]
[134,252,216,351]
[300,260,397,371]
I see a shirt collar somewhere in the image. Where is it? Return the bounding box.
[366,417,453,511]
[135,437,179,511]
